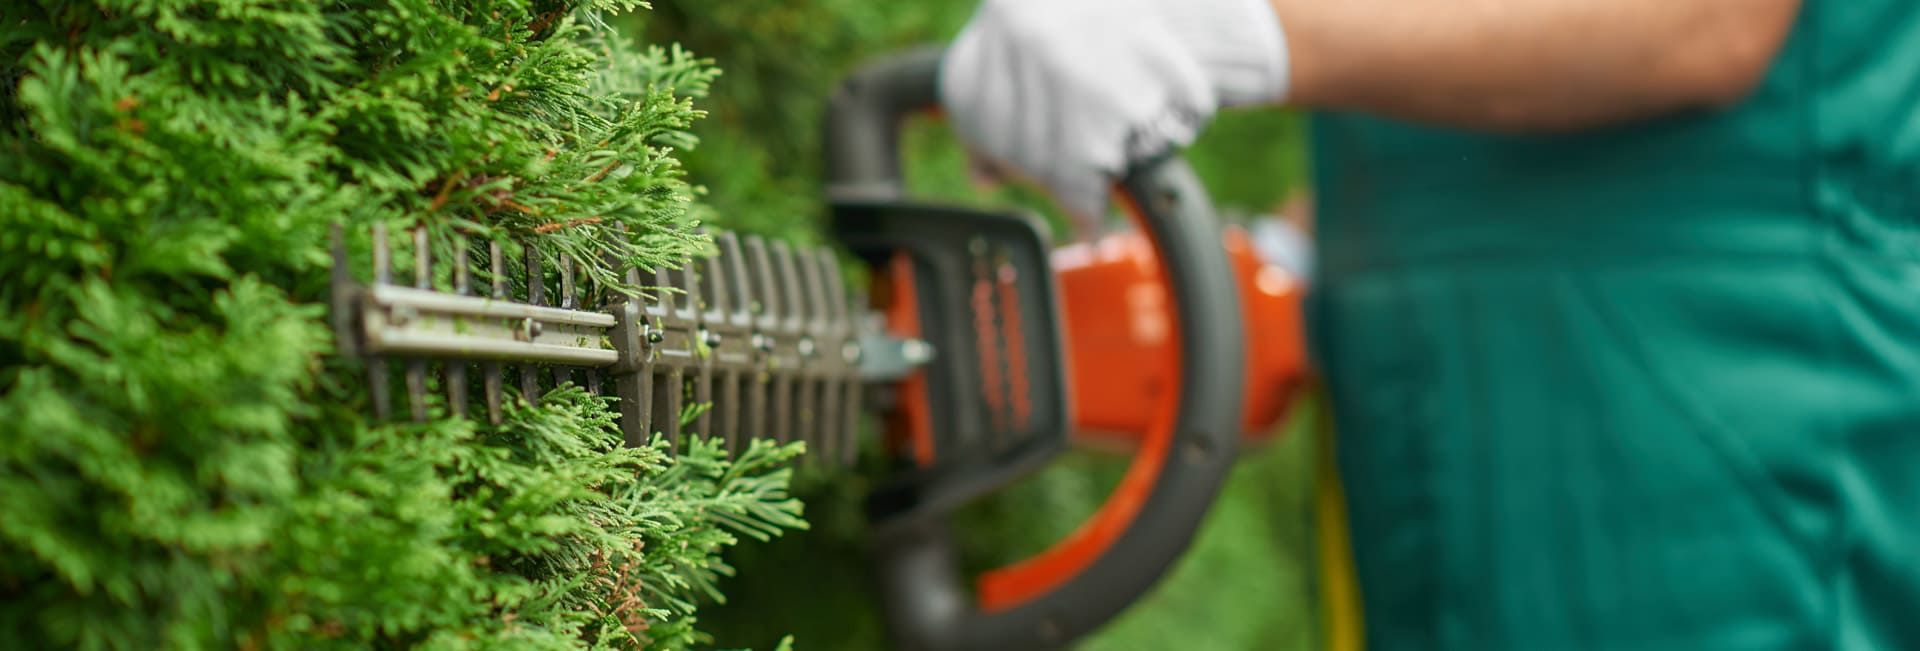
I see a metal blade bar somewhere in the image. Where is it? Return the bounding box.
[364,328,618,365]
[338,224,919,465]
[359,289,618,365]
[367,285,617,328]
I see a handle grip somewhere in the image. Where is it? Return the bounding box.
[825,46,945,201]
[828,49,1245,651]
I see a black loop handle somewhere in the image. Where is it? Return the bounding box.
[827,48,1245,651]
[825,46,946,201]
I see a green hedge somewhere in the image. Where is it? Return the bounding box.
[1,2,803,648]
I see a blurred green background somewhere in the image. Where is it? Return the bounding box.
[625,3,1320,649]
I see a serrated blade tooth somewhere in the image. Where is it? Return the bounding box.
[814,248,846,466]
[484,240,505,424]
[658,365,683,453]
[687,255,714,442]
[406,225,430,422]
[769,241,802,448]
[521,241,543,406]
[714,233,747,455]
[447,236,469,419]
[558,253,579,391]
[795,245,828,464]
[584,259,601,398]
[629,364,654,449]
[652,264,677,313]
[560,251,572,309]
[842,288,867,467]
[742,236,774,448]
[369,223,392,420]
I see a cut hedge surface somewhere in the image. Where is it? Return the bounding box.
[0,2,803,649]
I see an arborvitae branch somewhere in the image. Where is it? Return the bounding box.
[0,2,802,649]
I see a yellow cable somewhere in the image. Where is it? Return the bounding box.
[1313,391,1364,651]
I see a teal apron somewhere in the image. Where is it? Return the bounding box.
[1309,3,1920,649]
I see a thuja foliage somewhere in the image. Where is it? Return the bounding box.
[0,1,803,648]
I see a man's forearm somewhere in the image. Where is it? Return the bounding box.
[1272,0,1801,131]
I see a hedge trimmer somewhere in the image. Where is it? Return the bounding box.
[333,49,1305,650]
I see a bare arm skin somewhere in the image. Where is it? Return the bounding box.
[1272,0,1802,131]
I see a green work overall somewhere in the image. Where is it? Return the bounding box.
[1308,4,1920,649]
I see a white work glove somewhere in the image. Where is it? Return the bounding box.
[941,0,1291,235]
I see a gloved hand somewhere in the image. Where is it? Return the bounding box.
[941,0,1291,234]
